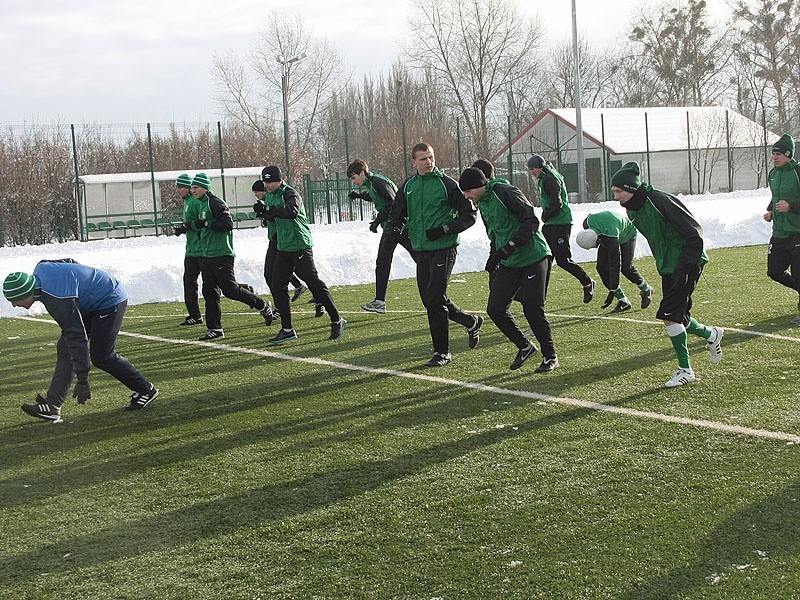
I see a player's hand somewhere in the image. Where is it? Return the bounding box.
[73,378,91,404]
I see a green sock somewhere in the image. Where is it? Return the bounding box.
[638,281,651,291]
[686,317,712,340]
[668,330,691,369]
[614,288,626,300]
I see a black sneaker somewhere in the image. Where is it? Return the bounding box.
[583,280,596,304]
[425,352,452,367]
[125,386,159,411]
[179,315,203,326]
[329,318,347,340]
[260,301,274,326]
[198,329,224,341]
[270,328,298,344]
[534,356,559,373]
[467,315,484,349]
[640,286,653,309]
[611,299,632,313]
[21,396,63,423]
[510,343,537,370]
[292,284,308,302]
[315,303,325,318]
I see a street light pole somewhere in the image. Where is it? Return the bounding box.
[277,53,307,182]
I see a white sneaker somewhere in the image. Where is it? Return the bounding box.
[361,299,386,314]
[665,368,696,388]
[707,326,723,364]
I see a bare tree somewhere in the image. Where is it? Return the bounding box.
[731,0,800,132]
[545,37,617,108]
[403,0,544,157]
[212,13,345,159]
[629,0,732,106]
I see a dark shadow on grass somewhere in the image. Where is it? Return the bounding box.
[620,480,800,598]
[0,402,602,589]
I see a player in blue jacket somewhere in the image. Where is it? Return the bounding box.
[3,259,158,422]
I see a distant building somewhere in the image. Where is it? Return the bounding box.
[492,106,776,201]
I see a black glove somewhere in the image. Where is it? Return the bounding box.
[253,201,267,217]
[348,190,363,200]
[173,224,187,236]
[425,224,450,241]
[484,243,514,273]
[73,377,91,404]
[671,263,697,288]
[369,219,380,233]
[194,219,207,230]
[387,226,403,242]
[601,291,615,309]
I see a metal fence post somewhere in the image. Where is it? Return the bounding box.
[456,117,462,174]
[71,124,84,241]
[402,119,408,181]
[644,112,651,185]
[725,110,733,192]
[686,112,693,195]
[217,121,226,202]
[507,114,514,185]
[343,119,350,170]
[146,123,159,235]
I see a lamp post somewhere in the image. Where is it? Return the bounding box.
[278,52,307,182]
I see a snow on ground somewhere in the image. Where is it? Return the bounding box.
[0,188,772,318]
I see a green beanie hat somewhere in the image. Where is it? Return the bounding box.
[3,272,36,301]
[176,173,192,189]
[772,133,795,158]
[611,161,642,193]
[192,172,212,190]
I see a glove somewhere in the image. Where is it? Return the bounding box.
[601,291,615,309]
[425,224,450,241]
[253,201,267,217]
[369,219,380,233]
[194,219,207,229]
[73,377,91,404]
[484,243,514,273]
[671,263,697,287]
[173,224,186,236]
[387,226,403,242]
[348,190,363,200]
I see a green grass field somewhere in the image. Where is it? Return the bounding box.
[1,244,799,599]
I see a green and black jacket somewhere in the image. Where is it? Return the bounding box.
[263,183,314,252]
[538,164,572,226]
[624,184,707,276]
[767,161,800,238]
[191,191,235,258]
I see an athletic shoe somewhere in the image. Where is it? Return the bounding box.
[269,328,298,344]
[125,386,159,411]
[706,326,724,364]
[361,299,387,314]
[467,315,484,349]
[611,299,633,313]
[534,356,559,373]
[272,308,280,319]
[21,396,63,423]
[198,329,224,341]
[292,284,308,302]
[510,343,537,370]
[425,352,452,367]
[583,280,596,303]
[260,301,274,326]
[330,318,347,340]
[179,315,203,326]
[315,303,325,318]
[665,367,696,388]
[640,286,653,309]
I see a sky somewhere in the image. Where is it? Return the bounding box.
[0,0,734,126]
[0,188,773,319]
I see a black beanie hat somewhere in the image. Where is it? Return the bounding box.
[772,133,795,158]
[471,159,494,179]
[458,167,488,191]
[252,180,265,192]
[611,161,642,193]
[262,165,282,182]
[527,154,545,169]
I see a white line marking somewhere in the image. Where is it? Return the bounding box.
[14,316,800,443]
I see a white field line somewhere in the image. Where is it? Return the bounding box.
[127,310,800,344]
[15,315,800,444]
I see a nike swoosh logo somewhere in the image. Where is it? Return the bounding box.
[437,263,445,267]
[527,274,536,279]
[99,314,110,319]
